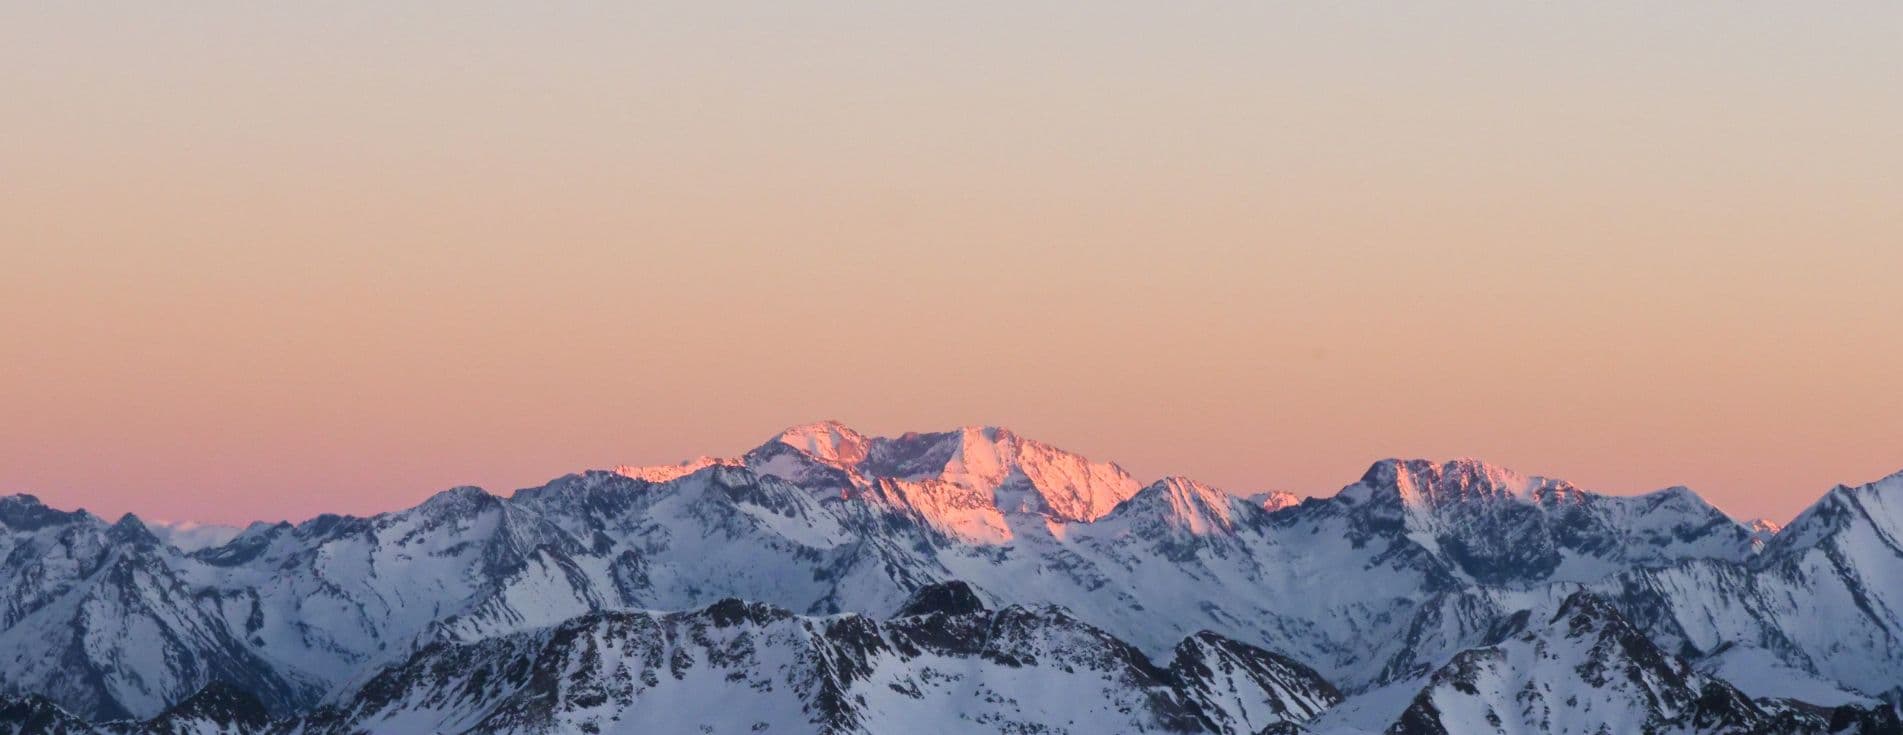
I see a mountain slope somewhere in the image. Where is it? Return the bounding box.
[1386,593,1774,734]
[3,422,1902,732]
[1586,469,1903,704]
[297,583,1340,735]
[0,508,309,720]
[0,694,94,735]
[134,682,274,735]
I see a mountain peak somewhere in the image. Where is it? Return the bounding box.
[1834,467,1903,505]
[1144,475,1231,507]
[1763,466,1903,560]
[416,485,499,514]
[1553,590,1624,624]
[1329,459,1758,584]
[1395,589,1775,734]
[895,580,989,618]
[5,426,1902,733]
[1248,490,1302,512]
[1352,457,1554,508]
[741,422,1138,523]
[1632,484,1733,513]
[146,681,272,734]
[147,519,246,552]
[106,512,159,545]
[0,694,91,734]
[0,493,91,531]
[613,455,741,483]
[1115,476,1241,535]
[769,420,871,467]
[1738,519,1780,555]
[958,423,1014,439]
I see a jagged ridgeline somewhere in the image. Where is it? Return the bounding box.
[3,421,1903,734]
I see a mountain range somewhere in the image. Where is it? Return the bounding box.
[2,420,1900,734]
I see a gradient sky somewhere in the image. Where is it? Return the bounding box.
[4,2,1900,526]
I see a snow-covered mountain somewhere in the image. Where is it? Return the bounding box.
[1,583,1341,734]
[1586,469,1903,707]
[1744,518,1782,552]
[0,501,307,721]
[1381,591,1903,735]
[144,521,244,553]
[1386,592,1775,734]
[130,681,275,735]
[3,421,1901,734]
[1248,489,1303,512]
[290,582,1339,734]
[0,694,95,735]
[729,421,1143,540]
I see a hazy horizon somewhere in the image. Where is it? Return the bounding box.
[5,2,1900,525]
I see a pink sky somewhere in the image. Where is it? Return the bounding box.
[3,3,1900,525]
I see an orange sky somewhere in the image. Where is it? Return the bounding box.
[3,3,1900,525]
